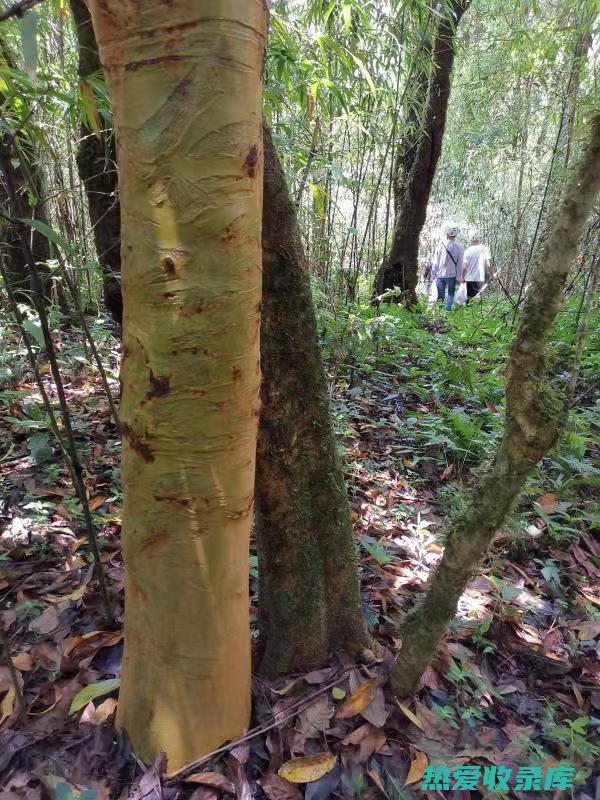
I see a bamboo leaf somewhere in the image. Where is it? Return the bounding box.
[19,218,76,257]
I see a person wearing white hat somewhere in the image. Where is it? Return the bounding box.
[431,225,464,311]
[461,231,492,303]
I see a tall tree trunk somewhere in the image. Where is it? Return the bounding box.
[390,113,600,699]
[86,0,266,771]
[374,0,470,305]
[256,128,367,676]
[69,0,122,324]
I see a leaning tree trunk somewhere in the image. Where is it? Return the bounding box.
[69,0,122,324]
[374,0,470,305]
[256,129,367,676]
[390,113,600,698]
[86,0,266,771]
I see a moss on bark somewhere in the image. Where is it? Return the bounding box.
[390,113,600,698]
[256,128,367,676]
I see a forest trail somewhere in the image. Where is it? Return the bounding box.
[1,299,598,799]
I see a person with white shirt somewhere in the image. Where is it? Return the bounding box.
[461,232,492,304]
[431,226,464,311]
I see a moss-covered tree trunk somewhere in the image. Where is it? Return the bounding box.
[69,0,122,324]
[373,0,470,305]
[256,128,367,676]
[390,113,600,698]
[86,0,266,771]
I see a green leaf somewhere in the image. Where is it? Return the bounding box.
[29,432,51,463]
[19,218,76,257]
[309,183,327,220]
[22,318,45,348]
[69,678,120,715]
[342,3,352,35]
[19,11,38,81]
[332,687,346,701]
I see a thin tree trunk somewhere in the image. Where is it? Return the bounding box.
[69,0,122,324]
[374,0,470,305]
[86,0,266,770]
[390,113,600,698]
[256,128,367,676]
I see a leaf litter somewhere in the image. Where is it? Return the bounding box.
[0,311,599,798]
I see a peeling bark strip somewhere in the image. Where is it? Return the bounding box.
[374,0,470,305]
[390,114,600,699]
[256,129,367,676]
[86,0,267,771]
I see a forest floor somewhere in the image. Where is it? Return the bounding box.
[0,296,598,800]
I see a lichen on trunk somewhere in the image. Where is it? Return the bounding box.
[390,113,600,698]
[256,128,367,676]
[86,0,266,771]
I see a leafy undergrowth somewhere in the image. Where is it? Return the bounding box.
[0,297,598,800]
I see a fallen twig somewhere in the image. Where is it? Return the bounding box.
[167,665,358,780]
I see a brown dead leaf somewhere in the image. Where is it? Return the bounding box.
[87,495,108,512]
[440,464,454,480]
[0,688,16,727]
[395,701,425,732]
[185,772,235,796]
[297,695,334,737]
[189,790,218,800]
[335,678,378,720]
[64,630,123,661]
[303,667,336,684]
[278,753,337,784]
[12,652,33,672]
[0,667,23,694]
[228,756,251,800]
[342,722,386,763]
[29,606,60,635]
[542,628,562,655]
[535,493,558,514]
[258,773,303,800]
[405,751,428,786]
[79,697,118,726]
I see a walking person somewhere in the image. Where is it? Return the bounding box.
[431,226,464,311]
[461,231,492,304]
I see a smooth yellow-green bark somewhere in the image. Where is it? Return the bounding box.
[86,0,266,771]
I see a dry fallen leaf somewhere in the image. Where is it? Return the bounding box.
[64,630,123,660]
[185,772,236,796]
[405,751,428,786]
[79,697,118,726]
[278,753,337,784]
[0,688,16,727]
[335,678,378,720]
[535,493,558,514]
[87,494,108,512]
[29,606,60,635]
[258,773,303,800]
[342,723,386,763]
[12,652,34,672]
[395,701,425,732]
